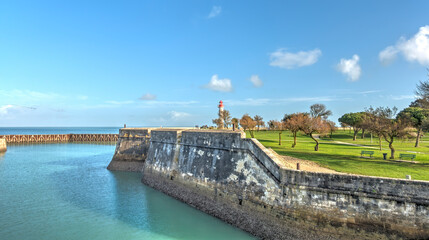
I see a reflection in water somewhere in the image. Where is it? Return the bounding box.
[0,144,254,240]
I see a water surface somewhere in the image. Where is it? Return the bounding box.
[0,144,254,240]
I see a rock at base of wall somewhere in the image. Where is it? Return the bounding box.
[141,169,346,240]
[107,160,144,172]
[0,139,6,152]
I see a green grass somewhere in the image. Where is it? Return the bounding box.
[247,130,429,181]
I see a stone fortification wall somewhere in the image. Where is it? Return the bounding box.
[0,138,6,152]
[140,129,429,239]
[107,128,152,172]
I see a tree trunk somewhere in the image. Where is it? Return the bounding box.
[310,133,319,151]
[361,129,365,139]
[389,141,395,159]
[378,135,382,151]
[292,132,297,148]
[330,130,333,138]
[353,129,358,141]
[257,125,260,132]
[415,128,422,147]
[278,131,282,145]
[249,130,255,138]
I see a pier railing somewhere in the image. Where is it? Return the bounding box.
[0,134,118,143]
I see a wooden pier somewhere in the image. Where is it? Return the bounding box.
[0,134,118,144]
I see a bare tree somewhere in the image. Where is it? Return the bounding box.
[240,114,257,138]
[254,115,264,131]
[365,107,410,159]
[310,104,332,120]
[326,120,337,138]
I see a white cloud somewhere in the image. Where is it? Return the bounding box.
[0,104,36,116]
[139,93,157,100]
[208,6,221,18]
[250,75,263,87]
[379,26,429,66]
[105,100,134,105]
[0,105,14,116]
[391,95,416,100]
[224,96,337,107]
[204,74,233,92]
[379,46,399,65]
[336,54,361,81]
[169,111,191,120]
[0,89,61,101]
[269,48,322,69]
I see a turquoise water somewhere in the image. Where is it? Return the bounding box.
[0,144,254,240]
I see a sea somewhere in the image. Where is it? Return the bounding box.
[0,127,254,240]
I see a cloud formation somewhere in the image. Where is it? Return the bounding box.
[379,26,429,66]
[269,48,322,69]
[224,96,336,107]
[204,74,233,92]
[250,75,263,87]
[336,54,361,81]
[140,93,157,100]
[169,111,191,120]
[0,104,36,116]
[208,6,221,18]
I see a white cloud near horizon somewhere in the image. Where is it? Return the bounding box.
[139,93,157,100]
[204,74,233,92]
[208,6,221,18]
[269,48,322,69]
[391,95,416,100]
[224,96,337,107]
[336,54,361,81]
[169,111,191,120]
[379,26,429,66]
[0,104,36,116]
[250,75,263,87]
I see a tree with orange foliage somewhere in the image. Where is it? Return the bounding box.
[300,115,329,151]
[284,113,305,148]
[240,114,257,138]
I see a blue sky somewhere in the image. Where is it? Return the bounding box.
[0,0,428,127]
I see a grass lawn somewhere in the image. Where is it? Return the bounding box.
[247,130,429,181]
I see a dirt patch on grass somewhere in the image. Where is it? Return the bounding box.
[281,155,340,174]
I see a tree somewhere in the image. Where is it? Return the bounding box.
[284,113,305,148]
[231,118,239,129]
[212,110,232,129]
[254,115,264,131]
[326,120,337,138]
[300,115,329,151]
[338,112,365,141]
[240,114,256,138]
[221,110,232,128]
[267,120,277,130]
[310,104,332,120]
[212,118,223,129]
[366,107,410,159]
[415,69,429,99]
[397,107,429,147]
[268,120,285,145]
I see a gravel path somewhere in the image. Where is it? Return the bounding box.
[281,155,340,174]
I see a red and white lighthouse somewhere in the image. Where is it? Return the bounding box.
[218,100,224,112]
[218,100,224,129]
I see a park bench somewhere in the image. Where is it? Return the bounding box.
[360,150,374,158]
[399,154,416,160]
